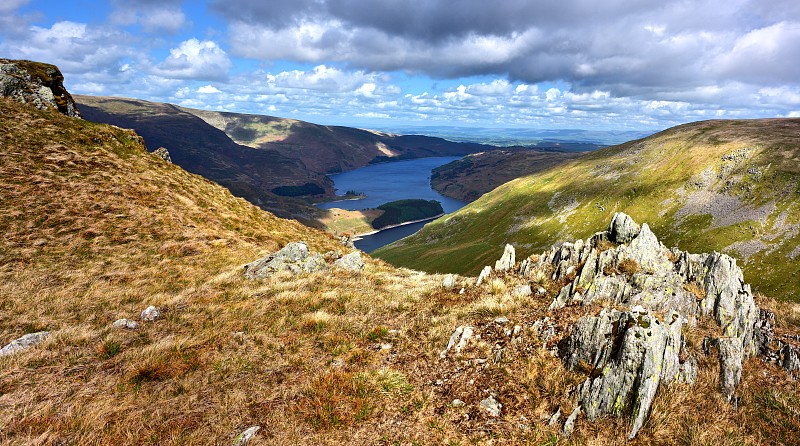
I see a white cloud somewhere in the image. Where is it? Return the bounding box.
[198,85,222,94]
[153,39,231,81]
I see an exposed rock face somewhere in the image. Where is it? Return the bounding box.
[494,244,515,272]
[153,147,172,163]
[447,212,791,438]
[560,307,694,438]
[0,331,49,356]
[476,266,492,286]
[0,59,81,117]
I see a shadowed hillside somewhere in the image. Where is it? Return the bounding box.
[376,119,800,302]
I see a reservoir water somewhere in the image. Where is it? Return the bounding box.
[316,156,467,252]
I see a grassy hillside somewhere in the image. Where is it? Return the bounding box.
[376,119,800,302]
[1,98,799,445]
[431,149,581,201]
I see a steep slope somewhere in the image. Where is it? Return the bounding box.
[75,95,326,225]
[431,148,582,201]
[375,119,800,302]
[1,92,799,445]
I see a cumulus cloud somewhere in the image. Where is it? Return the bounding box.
[212,0,800,105]
[152,39,232,81]
[198,85,222,94]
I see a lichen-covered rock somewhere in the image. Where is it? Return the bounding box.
[141,306,161,322]
[479,396,502,417]
[717,337,743,403]
[232,426,260,446]
[153,147,172,163]
[0,331,49,356]
[609,212,640,243]
[244,242,329,278]
[334,251,364,272]
[112,318,138,329]
[495,244,515,272]
[0,59,81,117]
[560,307,692,439]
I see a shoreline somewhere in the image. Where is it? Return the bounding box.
[351,213,445,241]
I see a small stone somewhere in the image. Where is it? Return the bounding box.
[563,406,580,437]
[232,426,260,446]
[459,287,465,294]
[152,147,172,163]
[0,331,49,356]
[537,287,547,295]
[512,284,532,297]
[443,274,456,289]
[494,317,510,325]
[380,343,392,350]
[480,396,502,417]
[548,408,562,427]
[140,306,160,322]
[112,318,137,329]
[452,399,465,407]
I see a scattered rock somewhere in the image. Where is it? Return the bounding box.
[443,274,456,290]
[323,250,341,260]
[244,242,330,278]
[0,331,49,356]
[440,326,474,358]
[152,147,172,163]
[452,399,465,407]
[495,244,516,272]
[334,251,364,272]
[494,317,510,325]
[112,318,137,329]
[140,306,160,322]
[232,426,260,446]
[512,284,532,297]
[548,408,562,427]
[480,396,502,417]
[476,265,492,286]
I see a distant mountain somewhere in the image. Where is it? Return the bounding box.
[76,95,496,224]
[375,119,800,301]
[431,148,581,202]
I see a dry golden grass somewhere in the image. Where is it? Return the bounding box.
[0,99,798,445]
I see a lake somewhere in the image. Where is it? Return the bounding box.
[316,157,467,251]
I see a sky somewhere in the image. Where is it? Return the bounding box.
[2,0,800,133]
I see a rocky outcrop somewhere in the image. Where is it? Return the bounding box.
[451,212,794,438]
[141,306,161,322]
[245,242,364,279]
[0,59,81,117]
[0,331,49,356]
[494,244,515,272]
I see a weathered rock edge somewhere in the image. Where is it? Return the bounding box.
[0,58,82,118]
[452,212,796,438]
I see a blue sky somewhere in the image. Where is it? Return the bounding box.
[2,0,800,132]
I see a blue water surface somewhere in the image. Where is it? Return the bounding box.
[315,157,468,251]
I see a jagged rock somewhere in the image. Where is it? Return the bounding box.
[232,426,260,446]
[781,344,800,375]
[609,212,640,243]
[443,274,456,290]
[563,406,580,437]
[476,265,492,286]
[140,306,160,322]
[560,307,692,439]
[334,251,364,272]
[244,242,330,278]
[440,326,474,358]
[0,331,49,356]
[495,244,516,272]
[152,147,172,163]
[717,337,743,403]
[548,408,561,427]
[112,318,137,329]
[0,59,81,117]
[479,396,502,417]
